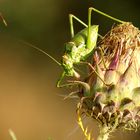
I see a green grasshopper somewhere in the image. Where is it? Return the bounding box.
[23,8,124,88]
[57,7,124,87]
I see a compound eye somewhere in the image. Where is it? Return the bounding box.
[64,42,75,53]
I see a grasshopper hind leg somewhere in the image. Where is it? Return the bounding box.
[69,14,88,38]
[90,7,125,24]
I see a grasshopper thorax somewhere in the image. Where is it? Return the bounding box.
[71,25,98,51]
[62,25,98,78]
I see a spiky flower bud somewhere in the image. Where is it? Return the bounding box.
[78,22,140,138]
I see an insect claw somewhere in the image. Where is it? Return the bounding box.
[80,61,111,87]
[73,70,80,79]
[63,90,79,100]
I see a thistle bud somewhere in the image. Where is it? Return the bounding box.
[78,22,140,137]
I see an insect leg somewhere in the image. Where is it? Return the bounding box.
[80,61,111,86]
[86,8,99,50]
[69,14,103,39]
[98,47,107,70]
[86,7,125,51]
[69,14,88,38]
[56,72,80,88]
[56,72,66,88]
[89,7,125,23]
[56,71,90,94]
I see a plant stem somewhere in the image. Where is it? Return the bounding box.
[97,125,110,140]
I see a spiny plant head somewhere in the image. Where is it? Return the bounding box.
[78,22,140,133]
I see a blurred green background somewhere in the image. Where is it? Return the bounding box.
[0,0,140,140]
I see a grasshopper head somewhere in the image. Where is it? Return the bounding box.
[62,54,80,78]
[61,42,75,76]
[62,42,80,78]
[62,54,74,76]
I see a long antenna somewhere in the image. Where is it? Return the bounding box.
[20,40,61,66]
